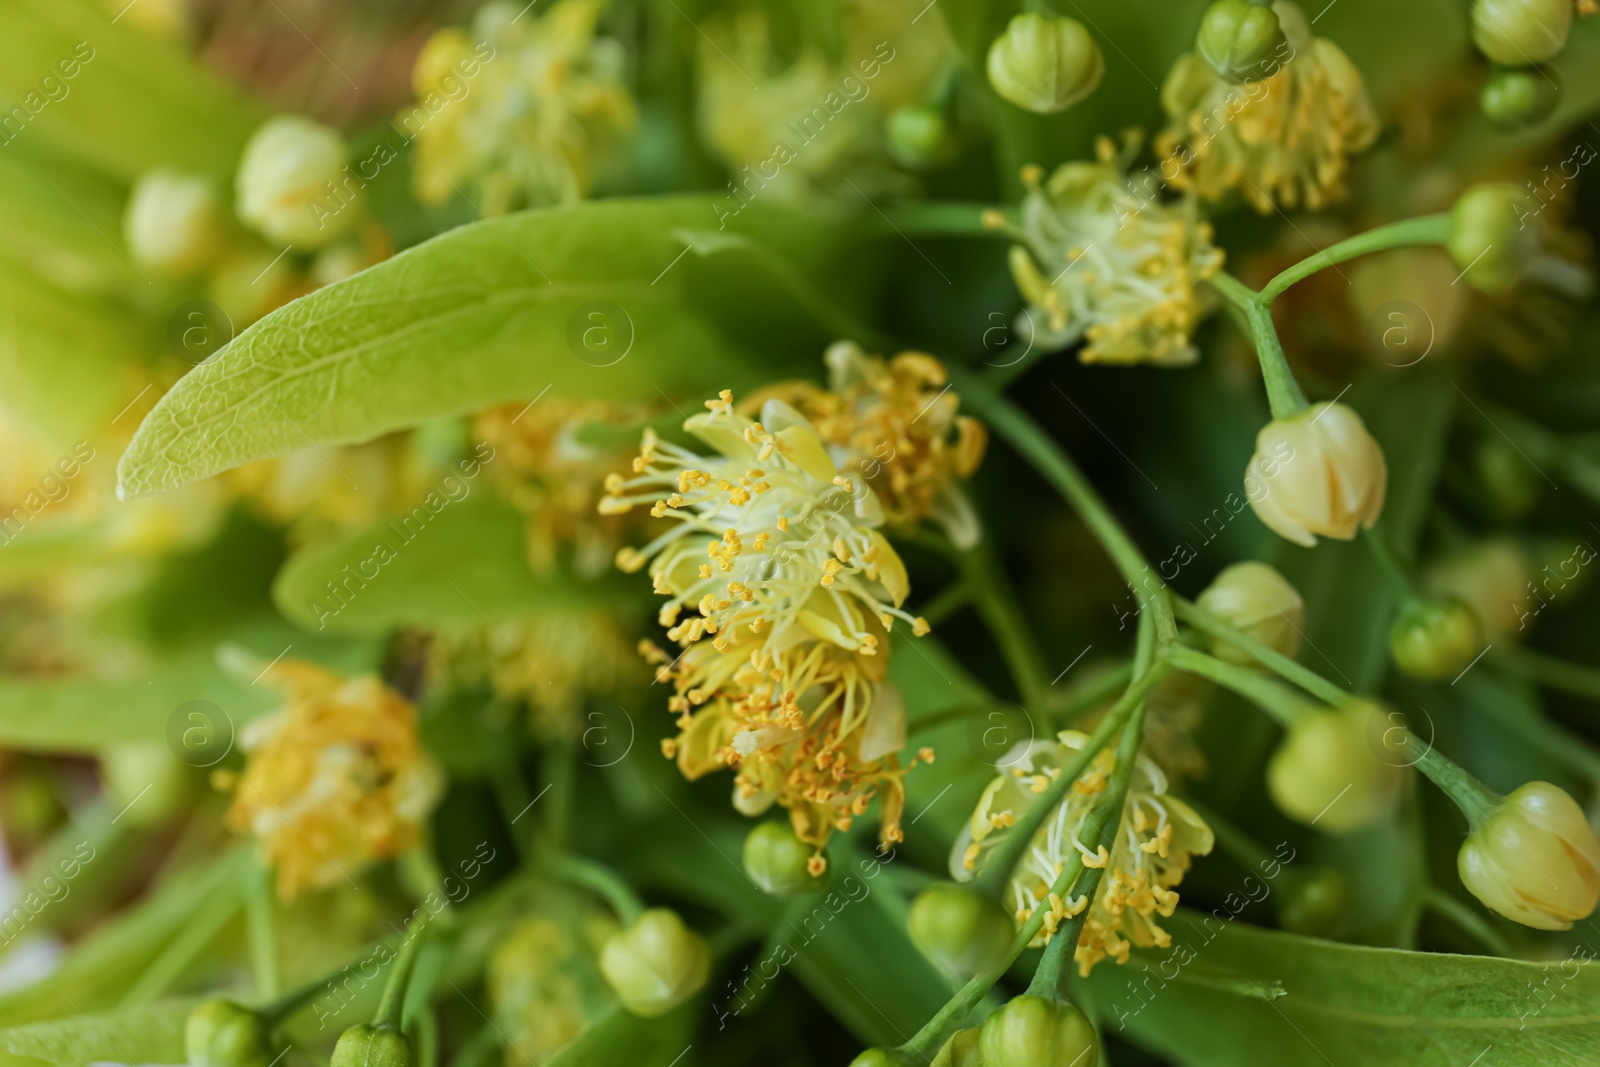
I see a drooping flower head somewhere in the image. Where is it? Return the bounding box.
[407,0,637,214]
[219,660,442,898]
[1004,140,1225,366]
[1156,1,1378,213]
[951,730,1213,976]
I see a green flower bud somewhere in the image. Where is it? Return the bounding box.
[1472,0,1571,66]
[743,821,821,896]
[1197,0,1288,82]
[1276,868,1353,937]
[1266,701,1409,833]
[1481,65,1561,129]
[979,995,1099,1067]
[185,999,272,1067]
[99,742,190,828]
[598,908,710,1017]
[907,884,1013,978]
[1474,436,1539,518]
[123,169,222,275]
[236,115,359,249]
[986,13,1104,115]
[1425,538,1532,641]
[1459,781,1600,929]
[1388,598,1482,681]
[332,1024,412,1067]
[849,1050,914,1067]
[1195,561,1304,665]
[1448,183,1539,292]
[930,1027,983,1067]
[887,105,956,169]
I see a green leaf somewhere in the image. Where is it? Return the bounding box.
[0,1000,195,1067]
[117,197,868,499]
[272,493,638,634]
[1091,909,1600,1067]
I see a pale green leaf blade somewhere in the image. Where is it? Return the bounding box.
[0,1000,195,1067]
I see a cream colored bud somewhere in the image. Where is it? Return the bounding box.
[1245,402,1386,547]
[1267,701,1409,833]
[1472,0,1571,66]
[123,169,222,275]
[599,908,710,1017]
[986,13,1105,115]
[1459,781,1600,929]
[1196,561,1304,664]
[1424,538,1531,642]
[236,116,359,249]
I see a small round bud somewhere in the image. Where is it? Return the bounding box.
[1459,781,1600,929]
[979,995,1099,1067]
[849,1050,914,1067]
[1196,561,1304,664]
[887,105,956,169]
[1481,65,1561,129]
[1276,868,1353,937]
[1474,436,1538,519]
[599,908,710,1017]
[236,115,360,249]
[1425,538,1531,641]
[907,884,1013,978]
[986,13,1105,115]
[99,742,189,827]
[1388,598,1481,681]
[1245,402,1387,547]
[123,169,222,275]
[1472,0,1571,66]
[743,821,821,896]
[1267,702,1409,833]
[332,1025,412,1067]
[931,1027,982,1067]
[1449,183,1539,292]
[1197,0,1288,82]
[185,999,272,1067]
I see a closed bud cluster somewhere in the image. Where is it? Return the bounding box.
[907,883,1014,978]
[599,908,711,1017]
[986,13,1105,114]
[1458,781,1600,930]
[1195,561,1304,664]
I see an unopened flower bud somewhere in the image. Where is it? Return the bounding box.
[979,995,1099,1067]
[1474,436,1539,518]
[123,169,222,275]
[1245,402,1387,547]
[1196,561,1304,664]
[1425,538,1531,641]
[931,1027,983,1067]
[887,104,956,169]
[1472,0,1572,66]
[986,13,1104,115]
[1459,781,1600,929]
[1276,867,1352,937]
[185,999,271,1067]
[1197,0,1288,81]
[1449,183,1539,292]
[744,821,821,896]
[1267,702,1408,833]
[1388,598,1481,681]
[907,884,1013,978]
[236,116,360,249]
[599,908,710,1017]
[1481,65,1561,129]
[332,1025,412,1067]
[849,1050,914,1067]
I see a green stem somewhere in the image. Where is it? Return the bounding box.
[877,202,1013,237]
[1245,299,1308,418]
[953,536,1053,730]
[1162,645,1318,727]
[374,928,426,1029]
[1494,646,1600,703]
[1460,673,1600,782]
[1413,746,1502,832]
[1172,598,1349,706]
[1257,215,1453,304]
[1425,888,1512,957]
[1055,660,1135,723]
[549,854,646,924]
[960,376,1177,644]
[248,863,279,1000]
[1362,527,1416,599]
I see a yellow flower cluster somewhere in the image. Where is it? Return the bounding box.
[218,660,442,898]
[952,730,1213,976]
[1156,1,1378,213]
[409,0,637,214]
[747,342,987,544]
[1004,142,1224,366]
[602,383,934,855]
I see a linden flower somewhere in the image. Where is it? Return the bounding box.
[951,731,1214,976]
[1005,142,1225,366]
[1155,1,1379,213]
[219,660,442,898]
[748,343,987,546]
[408,0,637,214]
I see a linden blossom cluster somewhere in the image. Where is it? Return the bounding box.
[0,41,96,147]
[307,442,496,630]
